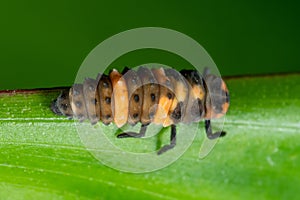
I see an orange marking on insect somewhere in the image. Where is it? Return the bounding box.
[221,80,228,92]
[192,85,205,100]
[109,69,129,128]
[152,68,174,125]
[153,94,173,125]
[204,107,213,119]
[163,97,179,127]
[205,102,229,119]
[222,102,230,114]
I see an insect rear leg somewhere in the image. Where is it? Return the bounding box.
[117,123,148,138]
[205,120,226,139]
[157,124,176,155]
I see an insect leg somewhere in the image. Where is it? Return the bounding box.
[117,123,148,138]
[205,120,226,139]
[157,124,176,155]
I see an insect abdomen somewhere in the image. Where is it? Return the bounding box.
[52,67,209,127]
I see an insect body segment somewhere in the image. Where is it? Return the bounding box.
[151,68,174,126]
[51,67,230,154]
[122,67,144,126]
[136,67,160,125]
[83,78,100,124]
[96,74,113,125]
[109,69,129,128]
[180,70,206,123]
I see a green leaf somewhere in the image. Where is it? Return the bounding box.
[0,74,299,200]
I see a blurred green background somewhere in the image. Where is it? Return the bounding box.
[1,0,299,90]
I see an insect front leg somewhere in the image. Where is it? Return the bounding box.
[157,124,177,155]
[117,123,148,138]
[205,120,226,139]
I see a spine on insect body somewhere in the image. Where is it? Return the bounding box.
[51,67,230,128]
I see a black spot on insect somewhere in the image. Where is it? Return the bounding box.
[171,102,183,120]
[134,94,139,102]
[180,70,189,79]
[225,91,230,102]
[51,99,62,115]
[103,82,109,88]
[197,99,204,116]
[61,103,68,111]
[191,71,201,84]
[191,98,204,120]
[105,97,111,104]
[167,92,173,99]
[60,92,67,99]
[150,93,155,102]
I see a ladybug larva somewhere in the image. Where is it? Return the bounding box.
[51,67,230,155]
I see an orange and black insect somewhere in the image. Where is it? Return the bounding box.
[51,67,230,154]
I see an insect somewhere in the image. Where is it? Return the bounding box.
[51,67,230,155]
